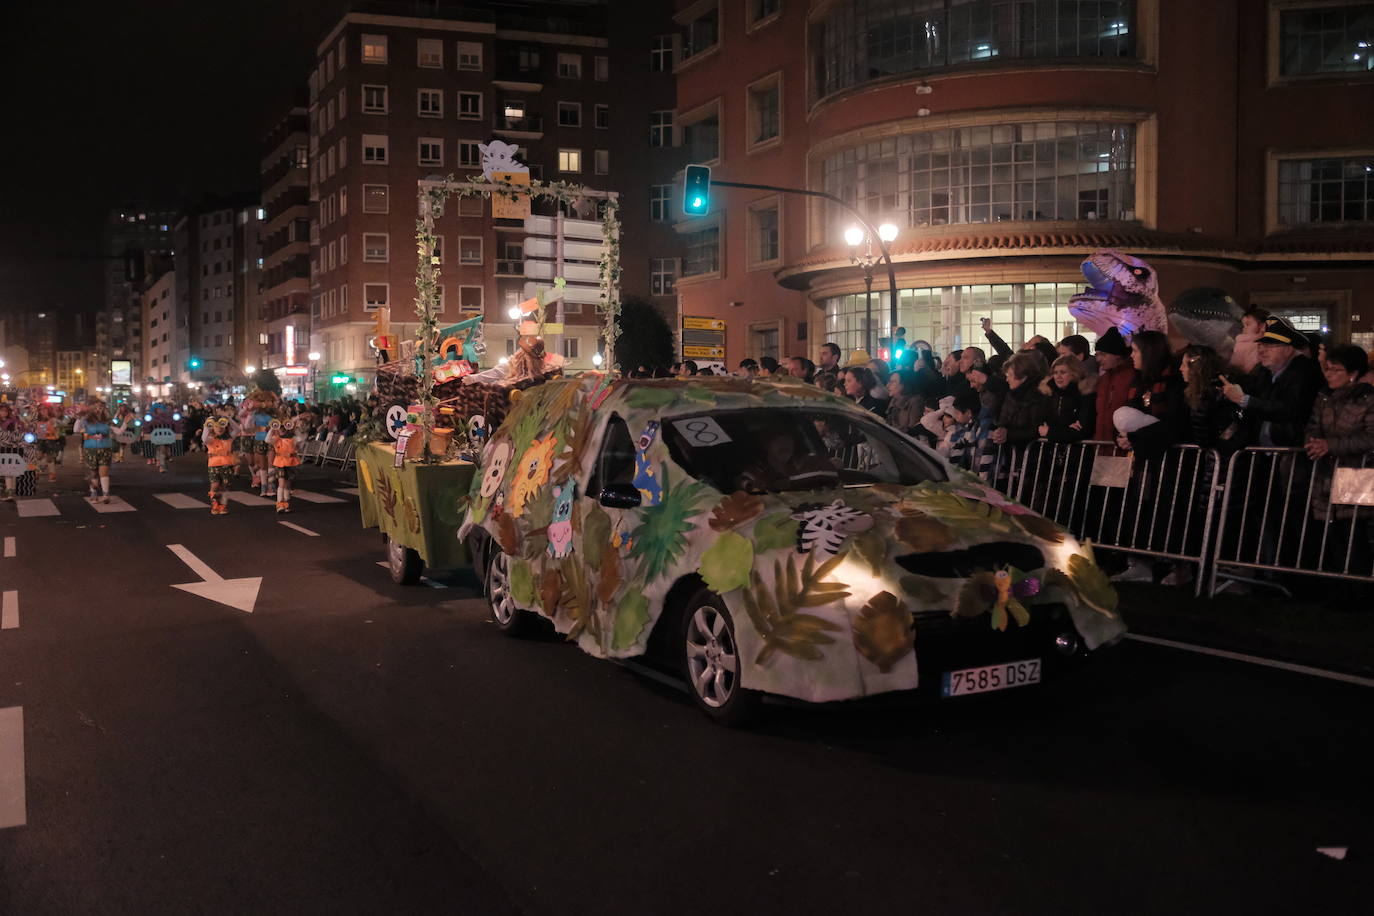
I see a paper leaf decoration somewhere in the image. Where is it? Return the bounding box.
[895,516,956,553]
[611,589,651,651]
[852,591,915,673]
[709,491,764,532]
[699,532,754,595]
[852,529,888,575]
[752,513,797,553]
[582,502,611,569]
[509,558,536,608]
[740,551,849,666]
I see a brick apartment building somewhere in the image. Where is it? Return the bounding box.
[140,268,177,396]
[254,106,315,400]
[670,0,1374,366]
[307,0,682,389]
[98,205,176,390]
[174,197,262,393]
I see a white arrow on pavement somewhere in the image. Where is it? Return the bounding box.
[166,544,261,613]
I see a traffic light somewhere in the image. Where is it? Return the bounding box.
[682,164,711,216]
[188,356,202,370]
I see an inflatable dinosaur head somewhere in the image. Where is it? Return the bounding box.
[1167,287,1243,361]
[1067,249,1167,337]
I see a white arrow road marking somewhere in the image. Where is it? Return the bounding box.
[225,492,274,507]
[86,496,136,513]
[0,706,25,828]
[1,592,16,629]
[15,499,58,518]
[155,493,208,509]
[336,487,360,496]
[166,544,261,614]
[292,491,345,504]
[3,537,13,558]
[278,521,319,537]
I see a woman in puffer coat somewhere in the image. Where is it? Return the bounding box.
[990,352,1050,446]
[1304,345,1374,523]
[1037,355,1094,443]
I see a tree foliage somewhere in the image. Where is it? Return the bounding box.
[614,296,675,374]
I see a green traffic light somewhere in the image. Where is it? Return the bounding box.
[683,164,711,216]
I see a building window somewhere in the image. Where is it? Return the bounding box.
[650,35,675,71]
[419,138,444,166]
[339,185,348,214]
[651,258,678,295]
[823,281,1094,356]
[650,184,672,221]
[362,183,389,213]
[558,148,582,172]
[812,1,1136,100]
[562,337,581,359]
[459,141,481,167]
[681,104,720,162]
[558,52,582,78]
[650,110,674,147]
[362,84,388,113]
[458,91,482,120]
[749,201,781,266]
[418,38,443,68]
[1279,4,1374,76]
[458,236,483,264]
[459,195,483,217]
[363,233,389,262]
[364,283,388,310]
[594,149,609,174]
[749,0,782,25]
[594,104,609,129]
[457,40,483,70]
[518,46,541,70]
[683,5,720,60]
[341,234,348,263]
[747,75,781,148]
[459,285,483,313]
[1277,155,1374,226]
[362,134,389,164]
[558,101,582,127]
[429,235,443,264]
[361,34,387,64]
[418,88,443,117]
[594,56,609,81]
[682,226,720,277]
[821,120,1138,232]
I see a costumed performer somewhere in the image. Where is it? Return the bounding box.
[74,401,116,503]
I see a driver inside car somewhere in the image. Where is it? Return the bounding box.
[736,424,837,493]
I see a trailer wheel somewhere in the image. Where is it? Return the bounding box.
[385,534,424,585]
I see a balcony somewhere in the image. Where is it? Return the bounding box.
[493,114,543,140]
[495,259,523,277]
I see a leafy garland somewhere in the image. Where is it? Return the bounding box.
[412,172,622,463]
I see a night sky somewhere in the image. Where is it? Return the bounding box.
[0,0,348,321]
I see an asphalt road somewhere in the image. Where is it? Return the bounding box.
[0,447,1367,915]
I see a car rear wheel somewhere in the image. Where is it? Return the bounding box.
[681,590,761,726]
[486,549,540,637]
[385,534,423,585]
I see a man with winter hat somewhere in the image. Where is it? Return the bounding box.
[1221,316,1320,447]
[1093,327,1135,442]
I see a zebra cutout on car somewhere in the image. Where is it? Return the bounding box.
[791,500,874,557]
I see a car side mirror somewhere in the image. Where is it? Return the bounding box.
[597,483,641,508]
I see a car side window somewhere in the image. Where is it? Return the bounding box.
[589,414,636,495]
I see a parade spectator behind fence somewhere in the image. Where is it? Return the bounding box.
[1038,355,1095,442]
[991,352,1050,446]
[841,366,884,414]
[1220,316,1321,448]
[1118,329,1188,458]
[965,362,1006,445]
[885,369,926,436]
[736,358,760,379]
[866,358,892,405]
[928,391,982,469]
[788,356,816,383]
[813,343,842,392]
[1179,345,1243,451]
[759,356,784,378]
[1056,334,1099,394]
[949,346,986,400]
[1304,344,1374,513]
[1094,328,1135,443]
[1232,306,1269,376]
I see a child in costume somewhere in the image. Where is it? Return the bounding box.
[30,403,63,482]
[143,403,182,473]
[203,417,236,515]
[238,390,280,498]
[74,402,116,503]
[112,403,136,462]
[265,418,303,513]
[0,404,27,501]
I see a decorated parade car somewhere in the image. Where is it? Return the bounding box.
[457,375,1126,725]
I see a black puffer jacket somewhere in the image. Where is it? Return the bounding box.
[995,383,1050,444]
[1039,379,1094,442]
[1240,354,1321,447]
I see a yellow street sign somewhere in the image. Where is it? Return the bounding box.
[682,317,725,331]
[683,346,725,358]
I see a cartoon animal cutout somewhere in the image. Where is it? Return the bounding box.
[547,482,576,558]
[791,500,875,558]
[633,451,662,506]
[480,440,513,499]
[478,141,528,178]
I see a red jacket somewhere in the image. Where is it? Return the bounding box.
[1094,364,1137,441]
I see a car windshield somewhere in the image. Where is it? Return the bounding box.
[662,408,947,494]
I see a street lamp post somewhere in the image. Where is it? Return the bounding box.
[845,222,899,356]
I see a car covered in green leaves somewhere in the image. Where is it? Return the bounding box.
[457,375,1125,724]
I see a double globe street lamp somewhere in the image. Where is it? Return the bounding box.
[844,222,900,356]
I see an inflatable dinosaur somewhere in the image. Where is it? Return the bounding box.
[1068,249,1242,359]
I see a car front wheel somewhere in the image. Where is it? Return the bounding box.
[681,590,761,726]
[486,549,540,637]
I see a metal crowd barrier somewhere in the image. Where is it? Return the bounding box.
[1208,448,1374,595]
[1013,440,1222,596]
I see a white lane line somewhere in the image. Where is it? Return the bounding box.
[1124,633,1374,689]
[292,491,345,504]
[225,492,274,507]
[15,499,59,518]
[0,706,26,828]
[336,487,360,496]
[1,591,16,629]
[167,544,222,582]
[155,493,208,509]
[86,496,136,513]
[278,521,319,537]
[3,537,14,558]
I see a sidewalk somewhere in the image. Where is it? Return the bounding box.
[1118,582,1374,679]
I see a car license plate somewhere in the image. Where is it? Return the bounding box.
[941,659,1041,698]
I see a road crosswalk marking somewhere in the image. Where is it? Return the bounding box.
[1,591,16,629]
[292,491,345,504]
[278,521,319,537]
[225,492,274,507]
[3,537,13,558]
[86,496,136,513]
[155,493,208,509]
[15,499,58,518]
[0,706,25,828]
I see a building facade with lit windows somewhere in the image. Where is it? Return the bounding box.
[671,0,1374,366]
[140,269,177,397]
[99,205,176,390]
